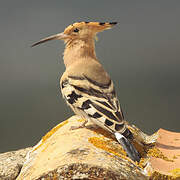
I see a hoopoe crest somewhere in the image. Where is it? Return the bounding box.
[32,21,140,162]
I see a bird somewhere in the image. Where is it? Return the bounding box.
[32,21,140,162]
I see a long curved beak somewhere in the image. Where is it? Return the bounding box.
[31,32,67,47]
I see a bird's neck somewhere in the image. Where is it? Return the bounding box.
[63,38,97,68]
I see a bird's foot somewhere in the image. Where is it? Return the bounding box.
[70,119,88,130]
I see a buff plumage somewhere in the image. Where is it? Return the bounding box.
[32,21,140,162]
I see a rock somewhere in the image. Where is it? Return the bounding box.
[2,116,180,179]
[16,116,147,180]
[0,147,31,180]
[147,128,180,179]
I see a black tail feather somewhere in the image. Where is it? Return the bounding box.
[114,132,140,162]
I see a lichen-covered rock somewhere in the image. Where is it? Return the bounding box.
[0,147,31,180]
[148,129,180,179]
[16,116,147,180]
[1,116,179,179]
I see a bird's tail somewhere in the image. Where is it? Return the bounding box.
[114,132,140,162]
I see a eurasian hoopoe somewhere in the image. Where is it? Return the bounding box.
[32,21,140,162]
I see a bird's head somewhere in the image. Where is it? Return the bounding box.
[32,21,117,47]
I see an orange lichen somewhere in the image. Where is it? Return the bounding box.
[42,120,68,142]
[88,136,127,159]
[151,169,180,180]
[41,143,51,153]
[90,127,150,166]
[138,158,148,169]
[169,168,180,179]
[92,126,114,140]
[147,147,173,162]
[33,120,68,151]
[92,126,148,164]
[77,119,86,122]
[173,155,178,159]
[150,171,177,180]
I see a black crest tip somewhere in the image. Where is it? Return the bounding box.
[109,22,118,25]
[99,22,105,25]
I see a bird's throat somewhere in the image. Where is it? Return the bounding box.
[63,38,97,68]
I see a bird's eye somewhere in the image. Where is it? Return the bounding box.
[73,28,79,33]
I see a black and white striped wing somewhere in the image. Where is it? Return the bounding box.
[61,75,126,134]
[61,75,141,162]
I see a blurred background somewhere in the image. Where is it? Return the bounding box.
[0,0,180,153]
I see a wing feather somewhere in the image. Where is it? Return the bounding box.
[61,75,125,133]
